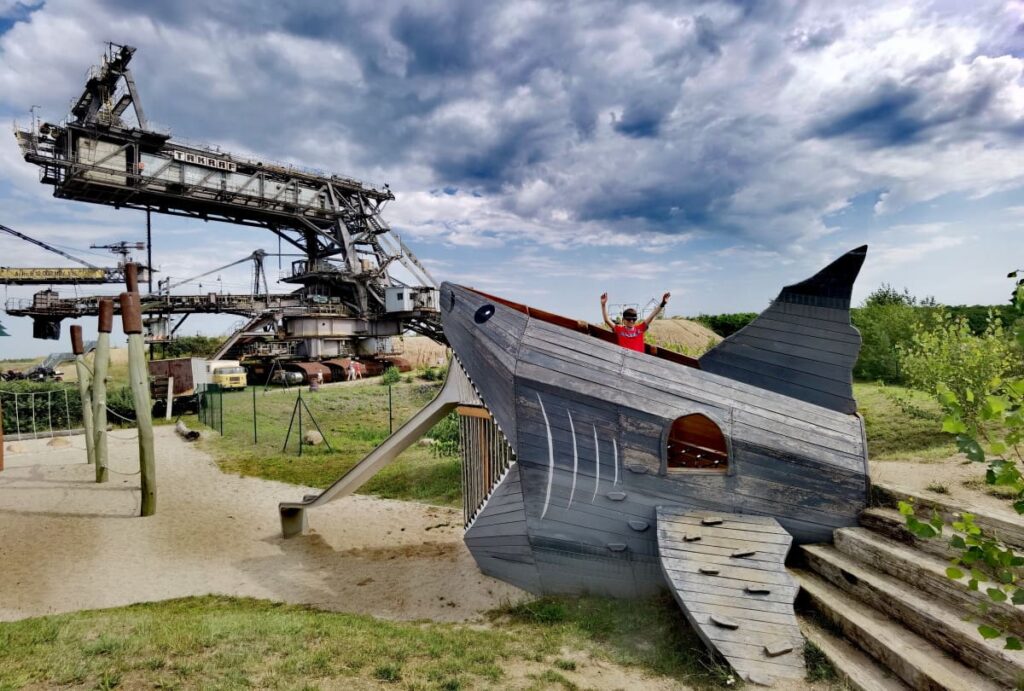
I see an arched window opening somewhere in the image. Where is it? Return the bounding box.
[667,414,728,472]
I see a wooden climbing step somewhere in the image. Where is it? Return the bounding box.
[656,507,804,686]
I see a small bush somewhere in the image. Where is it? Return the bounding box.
[380,367,401,386]
[428,410,459,458]
[418,366,448,382]
[898,309,1015,424]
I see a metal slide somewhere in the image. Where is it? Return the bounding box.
[279,361,480,537]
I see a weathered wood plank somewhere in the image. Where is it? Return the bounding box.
[737,324,862,358]
[749,315,862,344]
[657,507,804,682]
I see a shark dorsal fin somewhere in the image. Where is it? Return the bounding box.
[698,246,867,414]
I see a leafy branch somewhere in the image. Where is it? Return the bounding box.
[900,274,1024,648]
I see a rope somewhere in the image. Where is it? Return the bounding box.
[105,406,136,423]
[106,431,138,440]
[105,467,141,476]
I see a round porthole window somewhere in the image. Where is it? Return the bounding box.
[474,304,495,324]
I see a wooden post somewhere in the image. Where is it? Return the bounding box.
[165,376,174,420]
[71,325,96,467]
[92,299,112,483]
[122,283,156,516]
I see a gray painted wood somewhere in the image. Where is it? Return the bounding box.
[699,248,866,414]
[441,272,868,600]
[657,507,804,685]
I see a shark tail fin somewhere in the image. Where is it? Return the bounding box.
[698,245,867,414]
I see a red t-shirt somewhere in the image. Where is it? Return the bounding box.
[614,322,648,351]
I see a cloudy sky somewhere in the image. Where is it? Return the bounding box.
[0,0,1022,356]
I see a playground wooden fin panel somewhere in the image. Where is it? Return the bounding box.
[699,245,867,414]
[656,507,804,686]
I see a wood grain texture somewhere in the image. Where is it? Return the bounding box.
[657,507,804,685]
[441,279,868,603]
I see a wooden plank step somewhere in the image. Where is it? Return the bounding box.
[657,506,804,686]
[802,542,1024,687]
[858,507,954,561]
[872,482,1024,550]
[798,615,910,691]
[794,569,1002,691]
[835,526,1024,637]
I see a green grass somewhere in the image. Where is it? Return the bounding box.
[0,594,737,690]
[853,381,956,460]
[194,381,462,506]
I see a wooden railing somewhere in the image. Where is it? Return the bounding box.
[459,405,515,527]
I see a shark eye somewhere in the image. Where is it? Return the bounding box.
[474,304,495,324]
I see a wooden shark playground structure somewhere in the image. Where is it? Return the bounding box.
[281,246,871,686]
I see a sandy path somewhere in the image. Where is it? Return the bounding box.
[0,427,527,623]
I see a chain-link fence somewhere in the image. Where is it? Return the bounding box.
[197,384,224,435]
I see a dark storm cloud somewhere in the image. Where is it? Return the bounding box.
[4,0,1024,249]
[811,88,925,146]
[809,61,1016,148]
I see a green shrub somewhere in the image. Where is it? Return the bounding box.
[155,335,223,359]
[427,410,459,457]
[418,366,448,382]
[0,382,136,434]
[380,367,401,386]
[851,284,936,383]
[898,309,1015,424]
[691,312,757,338]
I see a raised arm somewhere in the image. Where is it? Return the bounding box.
[600,292,615,330]
[643,292,671,328]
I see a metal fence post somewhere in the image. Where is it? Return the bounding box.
[252,385,257,444]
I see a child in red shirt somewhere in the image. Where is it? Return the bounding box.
[601,292,671,352]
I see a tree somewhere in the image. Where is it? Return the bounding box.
[902,272,1024,648]
[851,284,935,383]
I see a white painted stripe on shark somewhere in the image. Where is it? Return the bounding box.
[567,410,578,508]
[613,438,619,486]
[592,424,600,502]
[538,393,554,520]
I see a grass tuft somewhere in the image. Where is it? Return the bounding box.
[804,641,838,683]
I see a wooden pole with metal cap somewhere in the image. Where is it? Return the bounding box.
[122,263,156,515]
[71,324,96,467]
[92,298,113,483]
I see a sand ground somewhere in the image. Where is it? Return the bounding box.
[1,426,1011,690]
[0,427,526,623]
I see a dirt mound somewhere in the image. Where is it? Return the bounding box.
[646,319,722,356]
